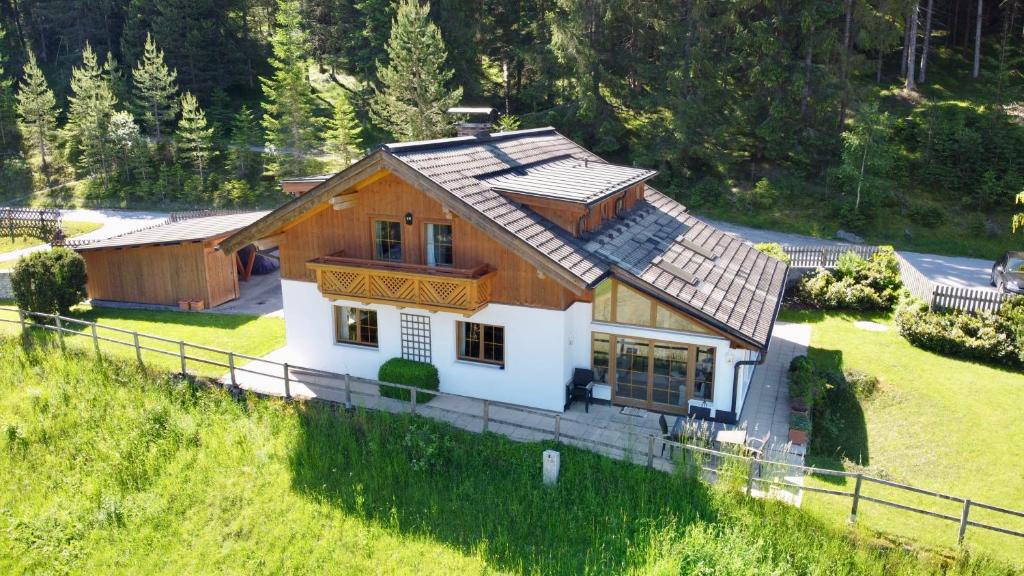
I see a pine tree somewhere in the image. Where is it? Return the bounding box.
[325,94,362,167]
[260,0,321,177]
[107,110,148,186]
[177,91,215,182]
[132,32,179,140]
[16,52,60,177]
[65,43,118,179]
[0,24,17,154]
[370,0,463,141]
[228,104,262,180]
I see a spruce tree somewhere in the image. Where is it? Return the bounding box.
[0,24,16,154]
[260,0,320,177]
[228,105,262,180]
[132,33,179,141]
[370,0,462,141]
[177,91,215,182]
[16,52,60,176]
[325,94,362,167]
[65,43,118,179]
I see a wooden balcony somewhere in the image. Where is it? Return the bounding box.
[307,254,495,315]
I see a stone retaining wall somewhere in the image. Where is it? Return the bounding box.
[0,271,11,299]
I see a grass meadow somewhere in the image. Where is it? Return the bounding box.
[1,338,1019,575]
[780,309,1024,565]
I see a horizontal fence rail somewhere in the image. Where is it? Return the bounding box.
[1,306,1023,547]
[783,244,1010,313]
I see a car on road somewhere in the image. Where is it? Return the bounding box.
[991,251,1024,294]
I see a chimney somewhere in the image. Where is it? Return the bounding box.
[448,107,496,137]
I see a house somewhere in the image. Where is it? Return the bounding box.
[220,128,787,422]
[75,211,269,309]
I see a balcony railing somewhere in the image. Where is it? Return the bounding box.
[307,254,495,315]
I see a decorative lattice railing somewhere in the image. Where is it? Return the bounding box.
[307,255,495,315]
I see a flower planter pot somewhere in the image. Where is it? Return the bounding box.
[789,428,808,445]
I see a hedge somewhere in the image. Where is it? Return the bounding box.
[895,296,1024,369]
[378,358,440,402]
[11,248,88,316]
[794,246,903,311]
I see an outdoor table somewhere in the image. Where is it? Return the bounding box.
[715,429,747,451]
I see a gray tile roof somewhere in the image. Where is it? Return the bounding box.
[76,212,270,251]
[383,128,787,349]
[480,157,656,204]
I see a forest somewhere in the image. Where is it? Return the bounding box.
[0,0,1021,254]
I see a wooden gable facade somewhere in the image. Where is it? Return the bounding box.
[278,171,589,310]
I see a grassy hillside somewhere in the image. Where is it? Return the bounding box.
[0,338,1018,575]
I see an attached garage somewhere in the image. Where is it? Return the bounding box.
[75,212,269,308]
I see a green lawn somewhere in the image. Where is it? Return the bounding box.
[0,340,1013,575]
[0,304,284,378]
[780,309,1024,564]
[0,220,104,253]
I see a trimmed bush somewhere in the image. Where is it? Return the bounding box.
[754,242,791,266]
[377,357,440,402]
[895,296,1023,368]
[795,246,902,311]
[11,248,88,316]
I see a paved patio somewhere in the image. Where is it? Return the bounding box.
[224,326,810,497]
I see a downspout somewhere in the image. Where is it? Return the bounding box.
[730,351,765,422]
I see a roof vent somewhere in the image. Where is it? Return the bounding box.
[448,107,495,137]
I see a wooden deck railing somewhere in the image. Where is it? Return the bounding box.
[307,255,495,315]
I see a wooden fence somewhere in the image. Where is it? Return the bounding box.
[169,209,254,222]
[1,307,1023,549]
[0,207,61,241]
[783,244,1010,313]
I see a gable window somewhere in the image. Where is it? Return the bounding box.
[334,306,379,347]
[592,278,712,335]
[457,321,504,367]
[425,222,453,266]
[373,220,403,262]
[575,214,589,238]
[614,196,625,217]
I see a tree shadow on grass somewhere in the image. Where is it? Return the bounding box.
[73,305,264,331]
[289,404,717,576]
[804,347,871,486]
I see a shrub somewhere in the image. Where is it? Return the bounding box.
[377,358,440,402]
[794,246,902,311]
[746,177,781,209]
[11,248,88,316]
[754,242,791,266]
[906,202,946,228]
[789,413,810,432]
[895,298,1023,368]
[843,369,879,398]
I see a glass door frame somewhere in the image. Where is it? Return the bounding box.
[594,332,715,416]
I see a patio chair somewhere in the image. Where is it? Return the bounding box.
[659,414,681,458]
[745,431,771,459]
[566,368,594,412]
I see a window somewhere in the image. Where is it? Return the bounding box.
[425,223,453,266]
[693,346,715,401]
[575,214,588,237]
[592,332,610,383]
[373,220,403,262]
[334,306,378,347]
[593,278,711,335]
[457,321,504,367]
[614,196,625,216]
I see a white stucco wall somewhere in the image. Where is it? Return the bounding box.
[281,279,572,412]
[281,279,748,418]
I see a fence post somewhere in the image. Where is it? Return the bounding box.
[18,309,26,332]
[482,400,490,432]
[344,373,352,409]
[54,315,65,350]
[958,499,972,545]
[133,332,143,365]
[554,414,561,442]
[849,474,863,523]
[411,388,417,414]
[283,362,291,400]
[228,352,236,386]
[179,341,186,375]
[745,456,756,496]
[647,436,655,468]
[91,324,100,359]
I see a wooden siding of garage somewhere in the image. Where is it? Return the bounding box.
[277,172,588,310]
[82,238,239,307]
